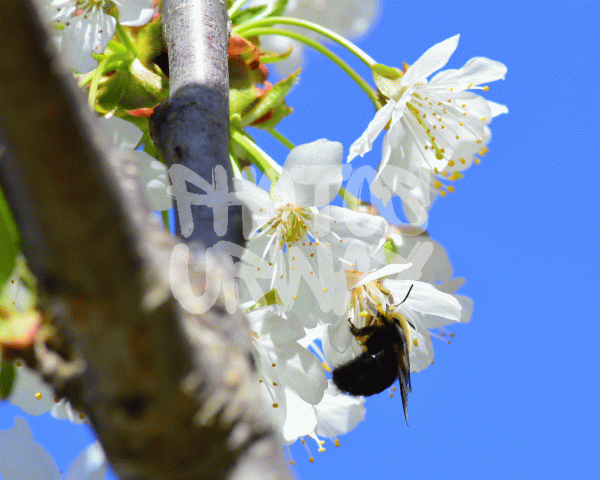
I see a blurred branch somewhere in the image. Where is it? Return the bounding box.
[150,0,245,248]
[0,1,291,479]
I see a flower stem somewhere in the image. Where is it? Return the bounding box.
[265,127,295,150]
[233,16,376,68]
[114,23,138,56]
[230,128,281,182]
[240,27,381,110]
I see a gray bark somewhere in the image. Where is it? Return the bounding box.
[0,1,292,479]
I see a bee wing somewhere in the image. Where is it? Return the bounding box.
[393,323,412,426]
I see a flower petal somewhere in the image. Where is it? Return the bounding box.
[65,442,108,480]
[0,417,60,480]
[401,35,460,86]
[114,0,155,26]
[348,100,396,161]
[273,139,343,207]
[429,56,507,91]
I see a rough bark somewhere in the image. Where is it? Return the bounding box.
[0,1,292,479]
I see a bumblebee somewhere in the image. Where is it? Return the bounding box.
[332,286,413,425]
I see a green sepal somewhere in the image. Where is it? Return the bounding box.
[0,359,15,399]
[260,45,293,64]
[92,58,169,113]
[127,18,164,64]
[373,66,405,101]
[0,187,19,288]
[372,63,402,80]
[229,57,258,117]
[245,288,284,312]
[240,69,300,127]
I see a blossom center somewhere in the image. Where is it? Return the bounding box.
[266,204,314,245]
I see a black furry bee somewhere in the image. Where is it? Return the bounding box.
[332,286,413,425]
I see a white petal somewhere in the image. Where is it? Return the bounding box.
[315,381,366,437]
[135,152,173,211]
[387,280,461,322]
[0,417,60,480]
[65,442,108,480]
[246,306,305,344]
[50,399,87,424]
[232,179,276,239]
[273,139,343,207]
[409,329,434,373]
[8,365,56,416]
[102,116,144,150]
[401,35,460,86]
[429,57,507,91]
[114,0,155,26]
[282,390,317,444]
[277,344,328,405]
[351,263,412,288]
[487,100,509,117]
[348,100,396,161]
[61,10,116,73]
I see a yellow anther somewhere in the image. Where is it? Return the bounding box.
[447,186,455,193]
[474,158,481,164]
[434,180,443,189]
[309,457,315,463]
[440,190,447,197]
[273,403,279,408]
[323,287,327,292]
[273,382,278,386]
[447,160,455,167]
[35,392,42,400]
[322,362,332,373]
[79,413,85,419]
[483,85,489,91]
[335,439,341,447]
[459,158,466,164]
[413,338,419,346]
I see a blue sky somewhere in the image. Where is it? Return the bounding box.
[1,1,599,479]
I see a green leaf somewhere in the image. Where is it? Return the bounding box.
[0,359,15,399]
[265,0,289,17]
[372,63,402,80]
[231,4,268,26]
[0,187,19,288]
[240,69,300,127]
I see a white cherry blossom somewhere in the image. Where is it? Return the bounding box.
[234,139,388,320]
[0,417,107,480]
[40,0,155,73]
[349,35,507,224]
[103,116,173,211]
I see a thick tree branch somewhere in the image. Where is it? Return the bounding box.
[150,0,244,248]
[0,1,291,479]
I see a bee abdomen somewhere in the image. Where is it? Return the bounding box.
[332,348,399,397]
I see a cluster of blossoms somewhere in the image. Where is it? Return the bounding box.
[0,0,505,473]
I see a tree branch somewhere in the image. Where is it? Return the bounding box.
[150,0,244,249]
[0,1,291,479]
